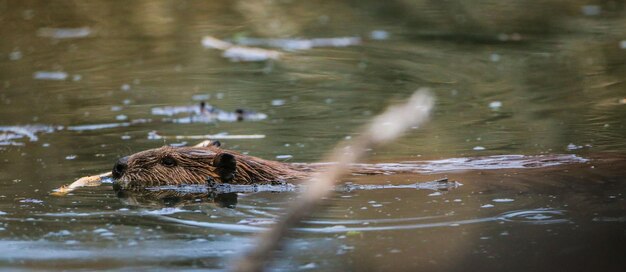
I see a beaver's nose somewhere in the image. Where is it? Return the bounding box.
[112,156,128,179]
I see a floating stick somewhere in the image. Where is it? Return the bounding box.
[232,89,434,272]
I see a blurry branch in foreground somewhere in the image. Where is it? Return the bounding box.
[232,89,435,272]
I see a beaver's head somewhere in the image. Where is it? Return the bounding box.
[111,142,305,191]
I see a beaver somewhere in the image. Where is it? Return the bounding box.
[109,140,588,198]
[111,140,310,193]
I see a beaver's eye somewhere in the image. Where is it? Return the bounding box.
[161,156,176,167]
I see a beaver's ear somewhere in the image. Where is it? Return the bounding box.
[210,140,221,148]
[213,153,236,183]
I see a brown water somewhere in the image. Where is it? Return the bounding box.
[1,1,626,271]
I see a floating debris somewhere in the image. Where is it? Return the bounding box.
[339,178,459,192]
[566,143,583,150]
[36,27,92,39]
[347,154,588,173]
[19,198,44,204]
[147,131,266,140]
[233,36,361,51]
[492,198,515,203]
[142,207,188,215]
[0,133,25,146]
[223,46,281,62]
[152,102,267,123]
[0,125,56,145]
[66,122,130,131]
[202,36,281,62]
[142,178,454,196]
[33,71,68,81]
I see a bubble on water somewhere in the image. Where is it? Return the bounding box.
[143,207,187,215]
[65,155,77,160]
[271,99,286,106]
[116,114,128,121]
[299,263,318,270]
[581,5,601,16]
[22,9,34,20]
[370,30,389,40]
[481,204,494,208]
[490,53,500,62]
[33,71,68,81]
[192,94,210,101]
[121,135,131,140]
[19,198,44,204]
[526,214,552,220]
[473,146,486,151]
[238,218,276,226]
[428,192,442,196]
[93,228,109,234]
[45,230,71,237]
[276,155,293,159]
[499,209,568,224]
[492,198,514,203]
[37,27,92,39]
[9,50,22,61]
[100,232,115,237]
[489,101,502,110]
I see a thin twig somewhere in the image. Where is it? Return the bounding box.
[232,89,434,272]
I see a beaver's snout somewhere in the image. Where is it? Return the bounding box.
[112,156,129,179]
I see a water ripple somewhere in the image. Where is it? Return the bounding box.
[155,208,569,233]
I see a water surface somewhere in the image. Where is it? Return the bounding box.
[1,1,625,271]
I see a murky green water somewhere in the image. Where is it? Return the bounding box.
[1,1,625,271]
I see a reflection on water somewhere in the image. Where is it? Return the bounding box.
[0,0,625,271]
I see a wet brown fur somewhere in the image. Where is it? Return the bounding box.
[115,145,308,191]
